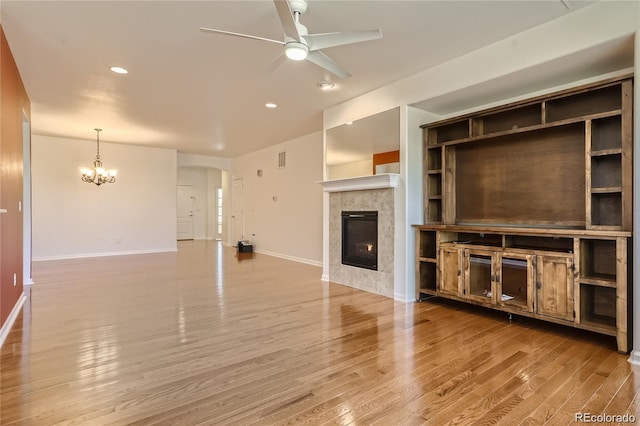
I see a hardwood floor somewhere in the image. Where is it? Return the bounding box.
[2,240,639,425]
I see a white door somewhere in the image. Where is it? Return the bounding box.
[232,178,244,245]
[177,185,195,240]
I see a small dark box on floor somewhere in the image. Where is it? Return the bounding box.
[237,241,253,253]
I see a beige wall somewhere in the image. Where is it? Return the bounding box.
[31,135,177,260]
[327,159,373,180]
[232,131,323,265]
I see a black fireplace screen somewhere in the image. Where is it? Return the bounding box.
[341,211,378,271]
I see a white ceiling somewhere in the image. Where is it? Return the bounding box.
[1,0,598,159]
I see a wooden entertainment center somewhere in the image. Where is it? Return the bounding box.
[414,76,633,353]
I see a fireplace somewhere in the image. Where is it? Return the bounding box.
[341,211,378,270]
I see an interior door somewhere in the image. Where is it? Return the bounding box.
[232,178,244,244]
[177,185,194,240]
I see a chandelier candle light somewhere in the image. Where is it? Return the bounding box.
[80,128,117,186]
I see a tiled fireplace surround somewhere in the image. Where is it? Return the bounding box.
[322,174,401,298]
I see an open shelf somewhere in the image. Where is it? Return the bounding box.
[546,84,622,122]
[505,235,573,253]
[427,174,442,197]
[456,232,502,247]
[427,119,469,144]
[591,154,622,189]
[591,115,622,151]
[580,284,616,330]
[475,104,541,135]
[418,230,437,259]
[418,261,437,293]
[580,239,616,282]
[427,148,442,171]
[591,193,622,228]
[427,199,442,223]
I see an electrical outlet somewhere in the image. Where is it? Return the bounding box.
[13,273,17,286]
[115,237,122,244]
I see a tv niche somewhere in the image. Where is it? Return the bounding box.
[341,211,378,270]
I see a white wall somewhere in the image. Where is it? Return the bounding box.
[32,135,177,260]
[232,131,323,265]
[327,159,373,180]
[177,167,222,240]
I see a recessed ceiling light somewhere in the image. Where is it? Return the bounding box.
[318,81,334,90]
[110,66,128,74]
[346,121,353,125]
[265,103,277,108]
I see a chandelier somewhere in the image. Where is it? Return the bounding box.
[80,128,117,186]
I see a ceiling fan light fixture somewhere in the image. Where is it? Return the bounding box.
[285,42,308,61]
[110,66,128,74]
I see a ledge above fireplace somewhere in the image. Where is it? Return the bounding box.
[319,173,401,193]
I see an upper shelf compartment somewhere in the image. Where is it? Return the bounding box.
[545,84,622,122]
[425,119,470,145]
[474,104,542,135]
[420,77,628,146]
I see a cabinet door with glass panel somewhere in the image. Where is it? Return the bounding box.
[497,253,534,312]
[464,249,497,304]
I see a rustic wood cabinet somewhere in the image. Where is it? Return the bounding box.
[414,76,632,353]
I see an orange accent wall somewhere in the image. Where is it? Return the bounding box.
[372,150,400,174]
[1,26,30,328]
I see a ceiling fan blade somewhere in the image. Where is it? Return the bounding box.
[273,0,301,40]
[306,51,351,79]
[304,29,383,51]
[199,27,284,45]
[263,53,287,76]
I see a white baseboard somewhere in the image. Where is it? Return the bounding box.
[628,350,640,365]
[253,249,322,267]
[0,292,26,348]
[33,247,177,261]
[394,292,412,302]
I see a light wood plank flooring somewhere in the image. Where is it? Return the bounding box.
[2,240,639,425]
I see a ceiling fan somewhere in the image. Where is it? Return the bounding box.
[200,0,382,79]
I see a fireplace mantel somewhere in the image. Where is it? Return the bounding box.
[319,173,401,192]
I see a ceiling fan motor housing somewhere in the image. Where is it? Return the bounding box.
[288,0,308,15]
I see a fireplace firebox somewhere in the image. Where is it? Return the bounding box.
[341,211,378,270]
